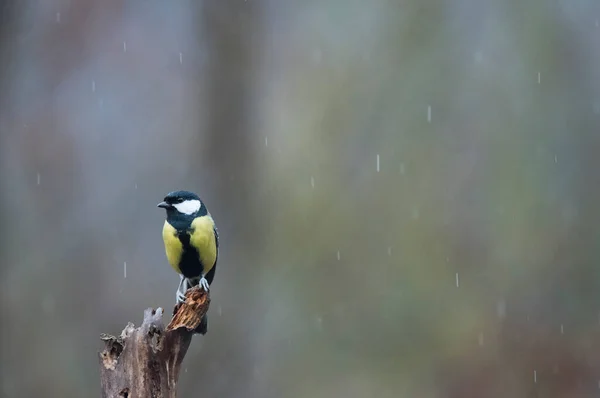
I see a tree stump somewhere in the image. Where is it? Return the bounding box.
[98,286,210,398]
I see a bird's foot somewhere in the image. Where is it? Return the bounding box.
[176,289,187,304]
[200,277,210,292]
[176,275,188,304]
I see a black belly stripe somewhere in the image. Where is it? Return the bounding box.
[177,231,204,279]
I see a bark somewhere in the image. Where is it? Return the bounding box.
[99,287,210,398]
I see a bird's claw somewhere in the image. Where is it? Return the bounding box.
[200,277,210,292]
[176,276,208,304]
[176,295,185,304]
[176,290,187,304]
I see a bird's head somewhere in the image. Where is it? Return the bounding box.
[157,190,203,216]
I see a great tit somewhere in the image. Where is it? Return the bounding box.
[157,190,219,333]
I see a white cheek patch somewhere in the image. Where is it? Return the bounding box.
[173,199,201,215]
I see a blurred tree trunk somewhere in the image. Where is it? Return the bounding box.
[198,1,265,240]
[182,2,268,397]
[0,1,20,144]
[197,3,266,296]
[0,0,19,291]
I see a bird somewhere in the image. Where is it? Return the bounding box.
[157,190,219,334]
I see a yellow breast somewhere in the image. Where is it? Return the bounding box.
[162,220,183,274]
[189,215,218,274]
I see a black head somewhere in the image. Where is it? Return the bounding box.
[157,190,204,217]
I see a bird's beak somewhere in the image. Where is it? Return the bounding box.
[157,201,171,209]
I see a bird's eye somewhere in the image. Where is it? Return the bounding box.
[177,198,184,203]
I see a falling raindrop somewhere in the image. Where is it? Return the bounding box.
[427,106,432,123]
[56,12,61,23]
[134,183,138,189]
[92,80,96,92]
[218,306,222,316]
[37,173,40,185]
[310,176,315,188]
[455,273,459,287]
[537,72,541,84]
[387,247,391,256]
[596,19,599,27]
[478,332,484,346]
[123,41,127,52]
[336,250,340,261]
[554,155,557,163]
[264,136,268,147]
[179,52,183,64]
[533,370,537,383]
[376,154,380,172]
[560,324,564,334]
[124,262,127,278]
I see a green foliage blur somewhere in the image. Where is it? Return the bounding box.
[1,1,600,397]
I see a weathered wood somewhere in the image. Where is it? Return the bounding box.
[99,287,210,398]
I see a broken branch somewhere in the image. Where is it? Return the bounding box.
[98,286,210,398]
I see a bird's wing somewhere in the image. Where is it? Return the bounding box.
[213,226,219,266]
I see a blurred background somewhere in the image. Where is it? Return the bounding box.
[1,1,600,397]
